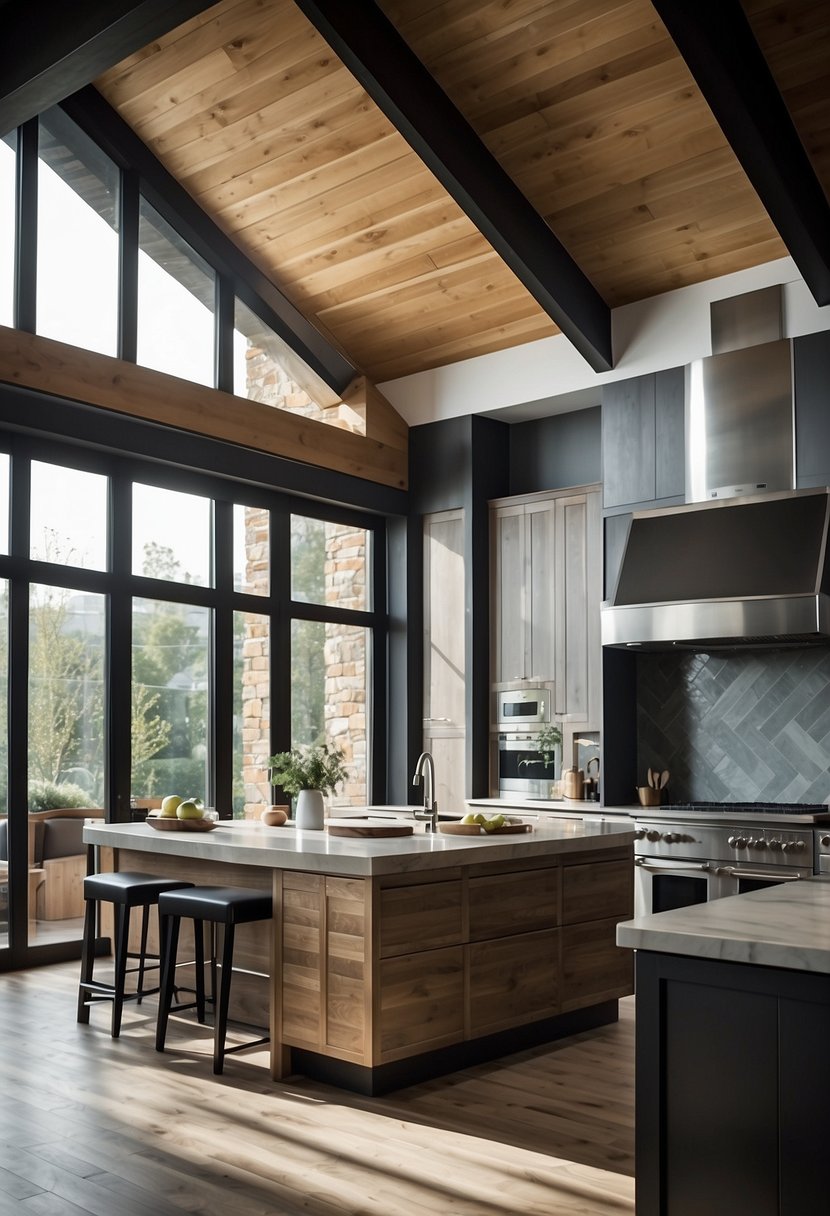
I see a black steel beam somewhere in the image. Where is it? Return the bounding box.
[0,0,218,137]
[653,0,830,307]
[293,0,613,373]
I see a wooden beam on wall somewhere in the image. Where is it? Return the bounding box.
[0,0,219,137]
[0,327,407,490]
[653,0,830,307]
[341,376,408,453]
[292,0,613,374]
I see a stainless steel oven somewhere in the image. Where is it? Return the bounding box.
[496,733,559,800]
[633,811,818,918]
[496,687,552,727]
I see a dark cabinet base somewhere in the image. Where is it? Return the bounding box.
[635,951,830,1216]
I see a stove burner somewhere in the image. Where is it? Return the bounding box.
[661,802,828,815]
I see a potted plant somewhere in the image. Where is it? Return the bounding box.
[535,723,562,768]
[267,741,348,830]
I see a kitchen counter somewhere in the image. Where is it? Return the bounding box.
[620,880,830,1215]
[617,877,830,974]
[85,815,635,1094]
[466,797,632,817]
[84,814,635,876]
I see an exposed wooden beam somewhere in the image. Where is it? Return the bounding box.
[292,0,613,374]
[653,0,830,307]
[0,0,220,137]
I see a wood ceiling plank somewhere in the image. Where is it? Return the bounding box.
[381,0,559,60]
[310,247,499,317]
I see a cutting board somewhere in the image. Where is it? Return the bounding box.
[439,821,532,836]
[326,820,414,838]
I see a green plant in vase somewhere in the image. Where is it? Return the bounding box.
[267,741,347,830]
[536,722,563,767]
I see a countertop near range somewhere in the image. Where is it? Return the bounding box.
[466,797,632,817]
[84,815,635,878]
[617,877,830,975]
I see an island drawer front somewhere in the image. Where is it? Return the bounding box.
[560,917,633,1011]
[378,946,465,1061]
[378,880,464,957]
[562,859,633,925]
[469,929,560,1036]
[282,874,324,1046]
[468,867,559,941]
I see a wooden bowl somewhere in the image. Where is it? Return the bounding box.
[261,806,289,826]
[146,814,217,832]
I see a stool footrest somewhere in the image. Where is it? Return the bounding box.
[222,1034,269,1058]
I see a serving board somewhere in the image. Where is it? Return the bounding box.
[326,821,414,838]
[439,821,532,836]
[146,815,217,833]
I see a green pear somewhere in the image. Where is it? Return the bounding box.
[176,799,203,820]
[159,794,183,818]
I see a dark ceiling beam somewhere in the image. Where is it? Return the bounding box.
[0,0,218,137]
[653,0,830,307]
[293,0,613,373]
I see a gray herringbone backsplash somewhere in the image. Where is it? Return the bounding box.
[637,647,830,804]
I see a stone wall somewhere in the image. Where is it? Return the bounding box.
[243,344,359,432]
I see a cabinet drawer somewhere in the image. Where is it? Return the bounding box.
[379,880,464,957]
[469,867,559,941]
[562,859,632,925]
[378,946,465,1060]
[561,917,633,1012]
[469,929,559,1036]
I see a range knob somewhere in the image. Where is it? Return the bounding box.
[821,835,830,849]
[633,829,647,839]
[727,835,747,849]
[768,839,783,852]
[663,833,683,843]
[782,840,806,853]
[753,837,768,850]
[646,830,662,842]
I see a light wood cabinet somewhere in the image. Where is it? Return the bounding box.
[469,929,559,1036]
[490,486,601,728]
[469,867,559,941]
[423,509,466,811]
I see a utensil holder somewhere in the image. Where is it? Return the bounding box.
[637,786,663,807]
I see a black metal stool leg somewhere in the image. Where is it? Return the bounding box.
[111,904,132,1038]
[136,903,151,1003]
[155,913,180,1053]
[77,897,96,1024]
[194,918,206,1023]
[214,923,235,1075]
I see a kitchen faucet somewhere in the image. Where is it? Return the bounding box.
[412,751,438,832]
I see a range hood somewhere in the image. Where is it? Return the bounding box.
[602,488,830,649]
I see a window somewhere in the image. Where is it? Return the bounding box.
[234,610,270,818]
[234,504,269,596]
[30,461,108,570]
[132,483,212,587]
[36,112,119,355]
[234,297,361,432]
[132,599,210,805]
[0,136,14,328]
[0,454,9,556]
[291,515,369,611]
[138,199,215,385]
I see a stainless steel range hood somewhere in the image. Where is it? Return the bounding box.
[602,488,830,649]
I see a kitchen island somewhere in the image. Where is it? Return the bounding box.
[85,816,635,1093]
[617,880,830,1216]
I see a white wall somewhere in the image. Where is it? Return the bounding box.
[380,257,830,427]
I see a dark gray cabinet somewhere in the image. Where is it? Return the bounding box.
[794,330,830,488]
[602,367,684,510]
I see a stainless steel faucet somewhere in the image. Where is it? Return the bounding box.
[412,751,438,832]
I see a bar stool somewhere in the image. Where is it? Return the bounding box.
[77,872,194,1037]
[155,885,272,1074]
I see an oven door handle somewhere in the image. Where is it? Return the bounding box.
[712,866,803,881]
[634,859,711,874]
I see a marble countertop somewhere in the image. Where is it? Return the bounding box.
[466,798,631,816]
[84,815,635,878]
[617,878,830,975]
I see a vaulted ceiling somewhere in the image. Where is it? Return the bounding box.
[3,0,829,386]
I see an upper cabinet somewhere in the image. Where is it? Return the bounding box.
[602,367,685,510]
[491,486,601,728]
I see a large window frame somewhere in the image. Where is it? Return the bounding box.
[0,430,387,970]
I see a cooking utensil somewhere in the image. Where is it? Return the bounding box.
[659,769,670,789]
[647,768,656,788]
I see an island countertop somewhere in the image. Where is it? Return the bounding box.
[617,876,830,975]
[84,815,635,878]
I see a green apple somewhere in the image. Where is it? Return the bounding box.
[481,817,498,832]
[473,813,487,826]
[159,794,183,818]
[461,813,478,825]
[176,799,203,820]
[488,813,506,829]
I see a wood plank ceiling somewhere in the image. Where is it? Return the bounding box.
[93,0,825,383]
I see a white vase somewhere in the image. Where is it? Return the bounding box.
[295,788,325,830]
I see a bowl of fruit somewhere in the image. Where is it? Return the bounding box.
[146,795,218,832]
[439,812,531,835]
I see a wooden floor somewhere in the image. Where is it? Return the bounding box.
[0,961,634,1215]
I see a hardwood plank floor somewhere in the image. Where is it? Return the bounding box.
[0,962,634,1215]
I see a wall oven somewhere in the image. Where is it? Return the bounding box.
[494,686,558,799]
[496,687,552,726]
[633,807,821,918]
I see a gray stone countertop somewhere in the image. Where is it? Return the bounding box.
[84,814,635,878]
[466,798,632,816]
[617,877,830,975]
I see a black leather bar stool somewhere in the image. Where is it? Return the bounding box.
[77,872,194,1037]
[155,885,272,1074]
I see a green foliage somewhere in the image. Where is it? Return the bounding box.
[268,742,347,797]
[536,723,563,766]
[28,780,91,811]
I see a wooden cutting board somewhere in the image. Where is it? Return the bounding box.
[326,821,414,838]
[438,821,532,836]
